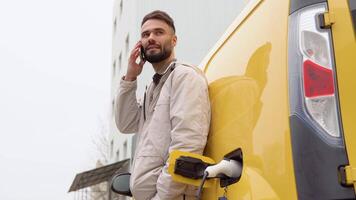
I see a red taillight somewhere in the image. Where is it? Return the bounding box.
[303,60,335,98]
[289,4,341,137]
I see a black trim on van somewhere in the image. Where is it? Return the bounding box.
[289,115,355,199]
[290,0,327,14]
[349,0,356,34]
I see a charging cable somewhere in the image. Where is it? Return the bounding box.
[196,159,242,200]
[196,171,209,200]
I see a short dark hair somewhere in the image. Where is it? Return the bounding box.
[141,10,175,33]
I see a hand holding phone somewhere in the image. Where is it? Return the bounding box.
[140,45,146,62]
[125,41,146,81]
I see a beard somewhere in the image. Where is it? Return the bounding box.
[144,45,172,63]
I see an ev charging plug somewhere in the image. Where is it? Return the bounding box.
[205,159,242,178]
[196,158,242,199]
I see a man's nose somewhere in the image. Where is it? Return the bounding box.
[147,33,156,43]
[148,36,156,44]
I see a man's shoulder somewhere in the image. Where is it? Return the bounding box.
[168,62,208,88]
[173,62,205,77]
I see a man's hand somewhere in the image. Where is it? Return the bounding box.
[125,41,146,81]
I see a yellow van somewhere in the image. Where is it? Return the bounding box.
[170,0,356,199]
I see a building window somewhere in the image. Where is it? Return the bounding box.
[112,99,115,116]
[118,53,122,75]
[112,60,116,77]
[123,141,127,159]
[119,0,123,17]
[110,140,114,158]
[125,34,130,57]
[113,17,117,34]
[116,149,120,161]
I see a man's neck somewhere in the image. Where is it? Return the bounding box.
[152,55,176,74]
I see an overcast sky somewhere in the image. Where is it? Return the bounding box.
[0,0,114,199]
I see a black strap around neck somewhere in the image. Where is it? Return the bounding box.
[152,62,176,85]
[152,73,163,85]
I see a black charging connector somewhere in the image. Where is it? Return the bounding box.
[174,156,210,179]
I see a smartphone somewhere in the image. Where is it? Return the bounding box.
[140,46,146,62]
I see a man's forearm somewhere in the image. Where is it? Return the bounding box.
[115,79,141,133]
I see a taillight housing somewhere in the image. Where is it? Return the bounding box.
[288,3,355,198]
[289,3,342,141]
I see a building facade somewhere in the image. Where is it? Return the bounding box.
[109,0,248,165]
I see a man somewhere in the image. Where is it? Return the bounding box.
[115,10,210,200]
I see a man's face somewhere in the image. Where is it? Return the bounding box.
[141,19,177,63]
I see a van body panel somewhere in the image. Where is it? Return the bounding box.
[188,0,356,198]
[328,0,356,190]
[201,0,298,199]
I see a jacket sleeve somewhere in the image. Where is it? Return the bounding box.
[114,78,141,133]
[153,69,211,200]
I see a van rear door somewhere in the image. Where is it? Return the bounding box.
[328,0,356,190]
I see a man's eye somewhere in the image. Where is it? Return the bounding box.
[155,30,164,35]
[142,33,149,38]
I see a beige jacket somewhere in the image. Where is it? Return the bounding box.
[115,61,210,200]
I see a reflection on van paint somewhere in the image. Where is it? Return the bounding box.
[203,42,293,199]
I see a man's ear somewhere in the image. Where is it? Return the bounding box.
[172,35,177,47]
